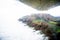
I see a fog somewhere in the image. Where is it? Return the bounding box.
[0,0,60,40]
[47,6,60,17]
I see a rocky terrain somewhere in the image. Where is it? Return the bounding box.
[19,0,60,10]
[19,13,60,40]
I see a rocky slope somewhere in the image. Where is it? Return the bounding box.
[19,13,60,40]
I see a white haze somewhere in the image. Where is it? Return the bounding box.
[47,6,60,17]
[0,0,60,40]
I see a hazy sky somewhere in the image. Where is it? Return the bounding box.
[0,0,45,40]
[47,6,60,17]
[0,0,60,40]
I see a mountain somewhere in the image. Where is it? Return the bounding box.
[19,13,60,40]
[19,13,56,23]
[19,13,59,31]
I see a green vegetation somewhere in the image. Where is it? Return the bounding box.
[49,21,57,24]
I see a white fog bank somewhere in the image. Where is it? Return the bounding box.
[0,0,45,40]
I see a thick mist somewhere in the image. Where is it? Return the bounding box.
[0,0,60,40]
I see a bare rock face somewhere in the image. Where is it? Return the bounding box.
[19,0,60,10]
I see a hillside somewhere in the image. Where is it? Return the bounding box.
[19,13,60,40]
[19,13,57,23]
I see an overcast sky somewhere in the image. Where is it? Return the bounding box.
[0,0,60,40]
